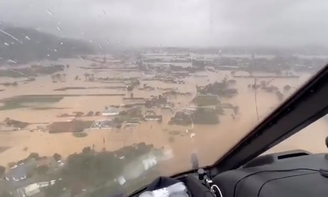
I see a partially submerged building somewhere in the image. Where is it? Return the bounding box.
[91,119,120,129]
[124,119,140,128]
[144,115,163,122]
[102,107,120,116]
[5,164,28,182]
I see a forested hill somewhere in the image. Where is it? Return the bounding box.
[0,24,96,65]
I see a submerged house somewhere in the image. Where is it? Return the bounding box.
[91,119,119,129]
[124,119,140,128]
[5,164,28,182]
[102,107,120,116]
[144,115,163,122]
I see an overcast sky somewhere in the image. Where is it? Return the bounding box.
[0,0,327,47]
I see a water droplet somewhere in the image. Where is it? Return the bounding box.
[60,42,63,45]
[79,56,85,61]
[7,60,16,63]
[47,54,50,57]
[47,10,54,16]
[103,10,106,15]
[105,39,110,44]
[0,29,23,44]
[98,44,103,49]
[54,49,57,52]
[25,36,31,40]
[4,42,9,46]
[89,40,93,43]
[56,26,62,31]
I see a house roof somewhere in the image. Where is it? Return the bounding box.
[6,164,27,181]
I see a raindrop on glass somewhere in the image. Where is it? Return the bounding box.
[4,42,9,46]
[7,60,16,63]
[47,10,54,16]
[25,36,31,40]
[79,56,85,61]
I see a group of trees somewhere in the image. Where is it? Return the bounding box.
[0,82,18,87]
[44,143,158,197]
[197,78,238,98]
[51,73,67,82]
[169,107,220,125]
[84,73,95,81]
[0,152,62,179]
[126,79,141,92]
[0,144,158,197]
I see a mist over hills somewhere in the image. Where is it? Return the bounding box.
[1,22,328,67]
[0,24,96,65]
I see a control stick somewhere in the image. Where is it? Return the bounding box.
[197,168,206,181]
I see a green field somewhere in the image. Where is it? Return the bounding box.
[54,86,126,91]
[0,95,64,110]
[0,94,125,110]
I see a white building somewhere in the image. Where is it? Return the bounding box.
[102,108,120,116]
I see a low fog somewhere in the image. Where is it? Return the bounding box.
[0,0,327,47]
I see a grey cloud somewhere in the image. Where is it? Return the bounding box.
[0,0,327,47]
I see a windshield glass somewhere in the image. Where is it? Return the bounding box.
[0,0,327,196]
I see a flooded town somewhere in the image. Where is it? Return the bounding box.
[0,47,328,197]
[1,0,328,195]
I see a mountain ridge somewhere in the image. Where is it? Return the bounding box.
[0,24,96,65]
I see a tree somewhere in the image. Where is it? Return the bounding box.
[53,153,62,162]
[36,165,49,175]
[74,112,84,117]
[55,73,61,81]
[283,85,291,92]
[82,147,92,154]
[126,86,133,91]
[0,165,6,177]
[60,143,159,188]
[84,73,90,81]
[119,111,128,116]
[276,91,284,101]
[27,152,39,160]
[86,111,94,116]
[61,74,67,81]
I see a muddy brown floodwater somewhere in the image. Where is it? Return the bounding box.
[0,58,327,176]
